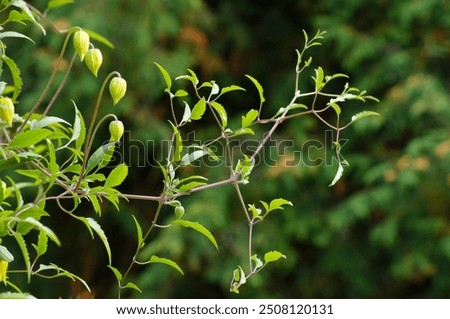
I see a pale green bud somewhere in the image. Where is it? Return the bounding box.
[85,48,103,77]
[109,120,124,142]
[73,29,90,61]
[174,206,185,219]
[109,77,127,105]
[0,97,14,127]
[0,180,6,203]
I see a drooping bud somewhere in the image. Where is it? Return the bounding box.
[0,180,6,203]
[0,97,15,127]
[85,48,103,77]
[73,29,90,61]
[109,77,127,105]
[0,260,8,284]
[174,206,185,219]
[109,120,124,142]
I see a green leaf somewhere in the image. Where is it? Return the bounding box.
[11,0,45,34]
[210,101,228,127]
[264,250,286,264]
[85,142,115,174]
[12,232,31,282]
[174,89,188,97]
[191,98,206,120]
[268,198,293,212]
[172,219,218,249]
[132,215,144,249]
[85,218,112,265]
[47,0,74,11]
[180,150,209,166]
[350,111,380,123]
[241,109,258,127]
[245,74,265,106]
[329,162,344,187]
[30,116,70,130]
[105,164,128,188]
[314,66,325,91]
[32,231,48,258]
[251,254,263,270]
[180,101,191,124]
[7,129,52,149]
[87,194,102,216]
[219,85,246,97]
[154,62,172,90]
[175,69,199,86]
[178,181,207,193]
[329,103,341,116]
[0,292,35,299]
[21,217,61,246]
[123,282,142,293]
[0,245,14,262]
[168,121,183,161]
[107,265,122,282]
[149,255,184,275]
[2,55,22,100]
[36,264,90,292]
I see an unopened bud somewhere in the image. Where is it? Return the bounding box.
[109,120,124,142]
[109,77,127,105]
[73,29,90,61]
[0,97,14,127]
[0,180,6,203]
[174,206,185,219]
[85,48,103,77]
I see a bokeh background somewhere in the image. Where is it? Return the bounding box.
[9,0,450,298]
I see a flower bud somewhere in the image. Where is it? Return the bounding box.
[85,48,103,77]
[109,77,127,105]
[174,206,185,219]
[0,180,6,203]
[73,29,90,61]
[0,260,8,284]
[0,97,14,127]
[109,120,124,142]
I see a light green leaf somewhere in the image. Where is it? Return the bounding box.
[47,0,74,11]
[21,217,61,246]
[30,116,70,130]
[168,121,183,161]
[87,194,102,216]
[180,101,191,124]
[36,263,90,292]
[105,164,128,188]
[123,282,142,293]
[86,218,112,265]
[268,198,293,212]
[172,219,218,249]
[175,69,199,86]
[2,55,22,100]
[180,150,209,166]
[174,89,188,97]
[314,66,324,91]
[251,254,263,270]
[241,109,258,127]
[132,215,144,249]
[210,101,227,127]
[0,292,36,299]
[7,129,52,149]
[11,0,45,34]
[32,231,48,258]
[245,74,265,106]
[233,128,255,136]
[219,85,245,97]
[350,111,380,123]
[0,245,14,262]
[329,162,344,187]
[329,103,341,116]
[191,98,206,120]
[12,232,31,282]
[85,142,115,174]
[154,62,172,90]
[264,250,286,264]
[107,265,122,282]
[149,255,184,275]
[178,181,207,193]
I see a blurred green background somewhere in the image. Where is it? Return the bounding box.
[9,0,450,297]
